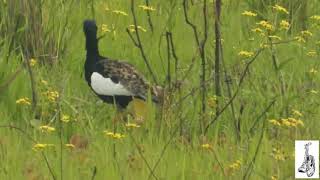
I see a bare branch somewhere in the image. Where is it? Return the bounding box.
[128,0,158,84]
[204,48,264,134]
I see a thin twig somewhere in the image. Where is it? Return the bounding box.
[242,117,266,180]
[128,132,159,180]
[21,49,38,112]
[91,166,97,180]
[0,63,23,93]
[214,0,222,115]
[145,0,154,32]
[147,128,178,180]
[204,48,264,134]
[127,0,158,84]
[249,98,277,135]
[0,125,56,180]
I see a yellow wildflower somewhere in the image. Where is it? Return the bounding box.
[29,58,37,67]
[138,5,156,11]
[268,35,282,41]
[201,143,213,150]
[272,4,289,14]
[271,148,285,161]
[238,50,254,58]
[301,30,313,37]
[207,96,217,108]
[280,20,290,30]
[125,122,141,128]
[41,80,48,86]
[281,118,304,127]
[292,109,303,117]
[307,50,317,57]
[251,27,263,33]
[260,43,270,49]
[43,90,59,102]
[103,130,125,139]
[39,125,56,133]
[256,20,273,31]
[112,10,128,16]
[32,143,54,151]
[65,144,75,149]
[271,175,278,180]
[309,68,318,74]
[16,97,31,105]
[101,24,111,33]
[310,15,320,21]
[128,25,147,32]
[241,10,257,17]
[310,89,318,94]
[61,114,71,123]
[269,119,281,126]
[229,160,241,170]
[294,36,306,43]
[104,5,110,11]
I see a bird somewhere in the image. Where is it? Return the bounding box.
[83,20,162,121]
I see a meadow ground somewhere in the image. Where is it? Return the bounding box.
[0,0,320,179]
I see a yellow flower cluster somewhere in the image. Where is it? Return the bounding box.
[29,58,37,67]
[103,130,125,139]
[201,143,213,150]
[101,24,111,33]
[138,5,156,11]
[112,10,128,16]
[306,50,317,57]
[294,36,306,43]
[256,20,273,31]
[280,20,290,30]
[268,35,281,41]
[310,15,320,21]
[65,144,75,149]
[301,30,313,37]
[241,10,257,17]
[269,118,304,127]
[39,125,56,133]
[271,175,278,180]
[61,114,71,123]
[43,90,59,102]
[238,50,254,58]
[128,25,147,32]
[41,80,48,86]
[310,89,318,94]
[292,109,303,117]
[271,148,285,161]
[229,160,241,170]
[207,96,217,108]
[16,97,31,105]
[251,27,263,33]
[272,4,289,14]
[32,143,54,151]
[125,122,141,128]
[309,68,318,75]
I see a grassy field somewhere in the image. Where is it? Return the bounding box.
[1,0,320,179]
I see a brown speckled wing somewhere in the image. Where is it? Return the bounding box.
[95,59,152,101]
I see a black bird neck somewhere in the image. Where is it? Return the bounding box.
[85,34,100,59]
[85,34,100,84]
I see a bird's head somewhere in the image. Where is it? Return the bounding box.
[83,20,97,37]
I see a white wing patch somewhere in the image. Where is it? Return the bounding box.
[91,72,132,96]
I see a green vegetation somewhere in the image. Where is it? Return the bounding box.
[1,0,320,179]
